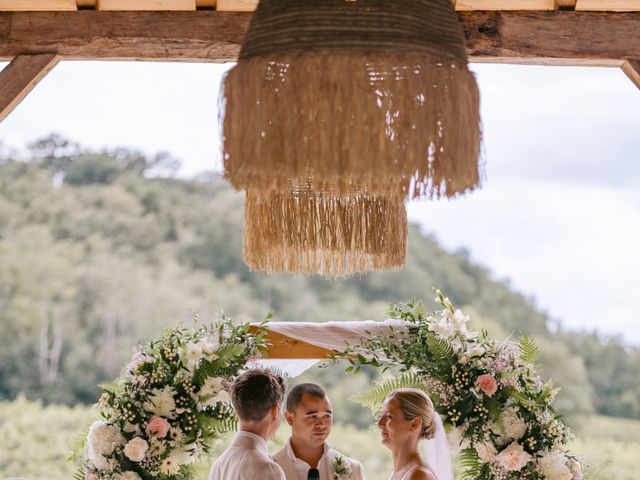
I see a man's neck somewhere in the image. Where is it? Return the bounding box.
[239,420,270,442]
[290,436,325,468]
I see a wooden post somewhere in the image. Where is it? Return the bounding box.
[0,53,59,123]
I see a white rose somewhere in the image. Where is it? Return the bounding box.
[501,406,528,441]
[123,421,140,434]
[538,451,573,480]
[494,442,532,472]
[87,421,124,470]
[475,442,498,463]
[123,437,149,462]
[114,472,142,480]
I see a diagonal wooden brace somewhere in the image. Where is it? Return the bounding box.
[0,53,59,123]
[621,60,640,90]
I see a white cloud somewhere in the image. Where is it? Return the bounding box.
[408,180,640,343]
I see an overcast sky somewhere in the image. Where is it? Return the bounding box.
[1,61,639,343]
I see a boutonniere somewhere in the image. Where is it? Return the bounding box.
[331,456,353,480]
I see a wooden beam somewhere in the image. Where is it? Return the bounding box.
[459,11,639,66]
[0,11,639,65]
[621,59,640,89]
[0,53,59,123]
[249,329,335,359]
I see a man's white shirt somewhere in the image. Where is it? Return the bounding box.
[209,430,286,480]
[273,439,365,480]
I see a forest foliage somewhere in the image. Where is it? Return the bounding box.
[0,134,638,421]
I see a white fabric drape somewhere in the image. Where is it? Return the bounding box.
[249,319,407,377]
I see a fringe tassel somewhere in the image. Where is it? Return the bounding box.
[243,191,408,277]
[222,53,482,200]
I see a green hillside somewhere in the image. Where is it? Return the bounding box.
[0,135,638,420]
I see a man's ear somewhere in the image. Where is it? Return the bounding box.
[284,409,294,426]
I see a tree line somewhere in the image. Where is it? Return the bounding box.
[0,134,638,420]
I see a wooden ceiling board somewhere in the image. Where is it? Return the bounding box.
[456,0,555,9]
[97,0,195,10]
[216,0,256,11]
[577,0,640,10]
[0,0,76,10]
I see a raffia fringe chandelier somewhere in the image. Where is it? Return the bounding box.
[243,191,407,277]
[221,0,482,276]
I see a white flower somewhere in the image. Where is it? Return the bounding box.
[114,472,142,480]
[465,345,485,359]
[475,442,498,463]
[538,451,573,480]
[184,341,204,370]
[202,334,221,361]
[144,386,177,419]
[168,427,183,444]
[123,421,140,434]
[123,437,148,462]
[148,437,166,457]
[429,315,455,338]
[87,421,124,471]
[199,377,224,398]
[501,406,528,441]
[127,353,155,373]
[450,309,470,333]
[494,442,532,472]
[331,456,353,480]
[160,448,194,475]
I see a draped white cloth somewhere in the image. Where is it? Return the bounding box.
[248,319,407,377]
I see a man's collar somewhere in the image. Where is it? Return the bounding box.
[286,437,330,465]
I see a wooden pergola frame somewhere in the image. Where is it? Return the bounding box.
[1,8,639,122]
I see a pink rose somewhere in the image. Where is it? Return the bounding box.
[85,473,99,480]
[494,442,532,471]
[146,416,170,438]
[475,373,498,397]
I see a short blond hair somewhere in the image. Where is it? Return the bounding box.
[388,388,436,439]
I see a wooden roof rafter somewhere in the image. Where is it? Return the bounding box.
[1,3,639,122]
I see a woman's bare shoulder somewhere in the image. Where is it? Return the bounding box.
[408,466,437,480]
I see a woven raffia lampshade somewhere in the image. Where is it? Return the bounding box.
[244,190,407,277]
[222,0,482,200]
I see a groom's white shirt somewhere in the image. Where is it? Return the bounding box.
[273,439,365,480]
[208,430,286,480]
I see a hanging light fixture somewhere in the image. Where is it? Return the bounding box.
[221,0,482,200]
[243,189,407,277]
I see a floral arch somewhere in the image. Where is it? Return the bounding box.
[78,290,582,480]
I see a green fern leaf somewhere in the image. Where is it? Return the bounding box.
[426,335,455,360]
[351,373,428,412]
[519,334,539,365]
[458,448,482,480]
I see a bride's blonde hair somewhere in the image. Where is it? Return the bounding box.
[388,388,436,440]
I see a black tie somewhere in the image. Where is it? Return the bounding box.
[307,468,320,480]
